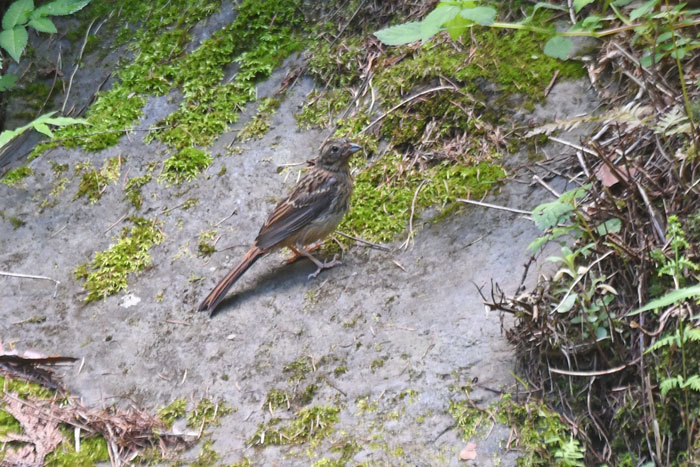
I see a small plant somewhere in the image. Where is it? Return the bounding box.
[237,97,280,140]
[0,111,87,158]
[197,230,218,257]
[0,0,91,62]
[1,165,32,185]
[74,157,121,203]
[249,405,340,446]
[73,217,164,302]
[157,398,186,427]
[159,147,212,185]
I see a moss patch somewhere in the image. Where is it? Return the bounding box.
[237,97,281,141]
[1,166,33,186]
[158,398,187,427]
[73,217,164,302]
[186,398,233,428]
[450,392,585,466]
[341,155,505,243]
[123,174,152,210]
[250,405,340,447]
[159,147,212,185]
[74,157,122,203]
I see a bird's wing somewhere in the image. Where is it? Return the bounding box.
[255,170,338,250]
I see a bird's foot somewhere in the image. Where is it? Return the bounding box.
[285,244,322,264]
[308,254,341,279]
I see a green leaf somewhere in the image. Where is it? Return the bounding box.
[628,284,700,316]
[533,2,568,13]
[0,25,28,62]
[596,218,622,235]
[33,0,90,16]
[0,73,18,91]
[42,115,88,126]
[28,16,57,33]
[0,128,21,148]
[460,6,497,26]
[444,14,470,41]
[421,5,460,40]
[558,293,577,313]
[2,0,34,30]
[531,200,573,230]
[374,21,423,46]
[33,122,53,137]
[580,14,603,30]
[573,0,595,12]
[543,35,573,60]
[630,0,658,20]
[595,326,609,341]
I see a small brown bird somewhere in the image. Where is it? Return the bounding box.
[198,138,362,314]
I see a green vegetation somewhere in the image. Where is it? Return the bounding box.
[8,216,25,229]
[159,147,212,185]
[250,406,340,446]
[341,157,505,243]
[450,392,585,466]
[0,375,110,466]
[158,398,187,427]
[73,157,121,203]
[73,217,164,302]
[191,441,219,466]
[45,434,110,466]
[283,356,314,383]
[1,166,33,185]
[123,174,152,210]
[237,97,281,140]
[197,230,218,256]
[186,398,232,428]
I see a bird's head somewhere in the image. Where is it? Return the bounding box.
[315,138,362,171]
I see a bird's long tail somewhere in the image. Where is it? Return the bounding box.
[198,247,264,314]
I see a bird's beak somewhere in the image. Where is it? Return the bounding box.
[348,142,362,154]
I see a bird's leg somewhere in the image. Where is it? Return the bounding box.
[284,243,322,264]
[291,246,341,279]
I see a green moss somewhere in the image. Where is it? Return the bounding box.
[123,174,152,210]
[73,217,165,302]
[36,0,303,156]
[355,396,378,414]
[159,147,212,185]
[370,356,387,372]
[283,356,314,383]
[237,97,281,140]
[197,230,218,257]
[191,441,219,467]
[450,392,585,466]
[158,398,187,427]
[250,406,340,446]
[341,155,505,243]
[8,216,25,229]
[45,434,110,466]
[147,0,304,150]
[265,389,292,411]
[74,157,122,203]
[333,366,347,377]
[296,89,352,129]
[2,166,33,186]
[186,398,232,428]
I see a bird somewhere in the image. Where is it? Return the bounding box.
[198,138,362,314]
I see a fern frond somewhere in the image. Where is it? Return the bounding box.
[660,375,682,396]
[682,375,700,392]
[525,104,654,137]
[646,331,680,353]
[654,106,691,136]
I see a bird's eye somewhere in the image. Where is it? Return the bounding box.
[331,145,338,153]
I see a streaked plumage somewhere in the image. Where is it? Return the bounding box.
[198,138,361,314]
